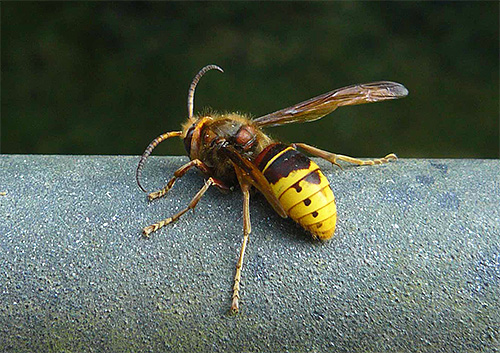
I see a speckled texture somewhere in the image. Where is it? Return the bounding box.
[0,155,499,352]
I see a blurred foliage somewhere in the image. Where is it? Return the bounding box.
[1,2,498,158]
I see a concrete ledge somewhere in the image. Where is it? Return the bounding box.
[0,155,499,352]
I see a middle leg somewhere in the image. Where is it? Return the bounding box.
[230,182,251,314]
[143,176,217,237]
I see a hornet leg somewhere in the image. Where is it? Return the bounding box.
[230,181,251,314]
[148,159,219,201]
[143,177,223,237]
[293,142,397,169]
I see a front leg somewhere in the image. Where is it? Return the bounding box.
[148,159,215,201]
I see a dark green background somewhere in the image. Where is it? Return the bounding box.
[2,2,499,158]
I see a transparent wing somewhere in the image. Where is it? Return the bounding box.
[254,81,408,128]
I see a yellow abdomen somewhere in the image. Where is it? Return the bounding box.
[255,144,337,240]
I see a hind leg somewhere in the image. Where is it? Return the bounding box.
[293,143,397,168]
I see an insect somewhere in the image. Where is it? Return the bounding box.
[136,64,408,313]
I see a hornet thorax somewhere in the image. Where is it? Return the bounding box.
[182,113,273,186]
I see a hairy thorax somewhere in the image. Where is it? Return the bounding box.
[183,113,274,186]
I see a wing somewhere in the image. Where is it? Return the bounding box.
[253,81,408,128]
[220,144,287,218]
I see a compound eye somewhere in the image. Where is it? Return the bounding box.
[183,124,195,155]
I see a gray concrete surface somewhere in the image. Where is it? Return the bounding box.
[0,154,499,352]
